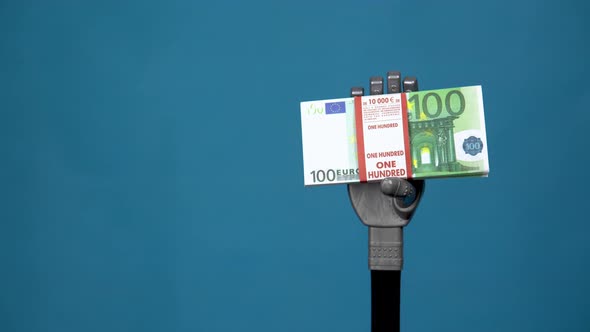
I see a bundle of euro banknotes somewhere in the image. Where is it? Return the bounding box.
[300,86,489,186]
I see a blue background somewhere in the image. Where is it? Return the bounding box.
[1,0,589,331]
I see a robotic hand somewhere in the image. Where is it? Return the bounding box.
[347,72,425,271]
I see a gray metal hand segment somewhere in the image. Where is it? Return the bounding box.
[348,178,424,228]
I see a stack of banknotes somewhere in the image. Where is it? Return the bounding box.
[300,86,489,186]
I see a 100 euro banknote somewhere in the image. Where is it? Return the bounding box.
[300,86,489,186]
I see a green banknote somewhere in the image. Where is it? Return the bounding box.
[300,85,489,186]
[405,86,488,179]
